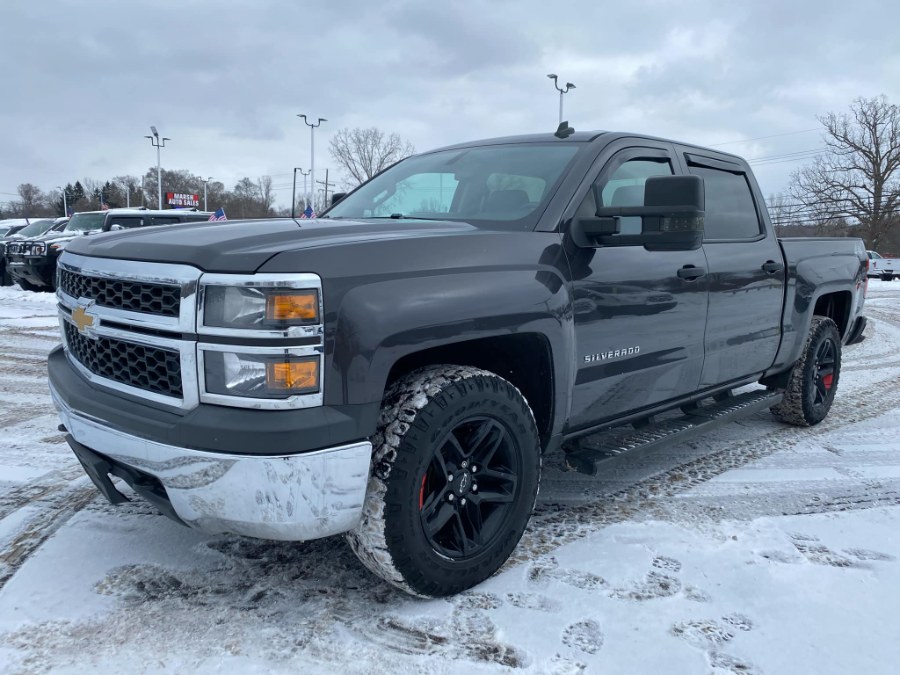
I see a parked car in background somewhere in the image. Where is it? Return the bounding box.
[0,220,31,238]
[1,218,66,286]
[9,208,213,291]
[866,250,899,280]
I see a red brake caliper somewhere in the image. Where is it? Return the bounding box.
[822,373,834,390]
[419,475,427,510]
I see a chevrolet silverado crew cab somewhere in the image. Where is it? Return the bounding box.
[49,129,868,597]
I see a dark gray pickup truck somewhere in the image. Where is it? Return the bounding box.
[48,129,868,597]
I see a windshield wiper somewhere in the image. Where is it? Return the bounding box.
[365,214,450,221]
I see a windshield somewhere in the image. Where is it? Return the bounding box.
[870,251,883,259]
[65,213,105,232]
[16,219,55,237]
[325,143,582,230]
[0,227,10,237]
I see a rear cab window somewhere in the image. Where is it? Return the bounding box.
[685,157,763,241]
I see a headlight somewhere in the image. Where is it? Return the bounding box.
[203,286,319,329]
[203,351,320,398]
[29,243,46,255]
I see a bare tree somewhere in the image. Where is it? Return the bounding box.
[257,175,275,215]
[17,183,45,217]
[789,95,900,249]
[329,127,415,186]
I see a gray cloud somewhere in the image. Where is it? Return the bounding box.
[0,0,897,206]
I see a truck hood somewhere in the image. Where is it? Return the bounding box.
[35,229,101,244]
[64,218,479,272]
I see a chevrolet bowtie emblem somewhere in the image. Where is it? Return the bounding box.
[72,305,95,333]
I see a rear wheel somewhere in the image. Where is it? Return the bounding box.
[771,316,841,426]
[347,365,541,597]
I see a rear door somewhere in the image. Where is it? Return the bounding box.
[679,152,786,386]
[564,142,709,428]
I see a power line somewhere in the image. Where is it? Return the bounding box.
[707,128,820,147]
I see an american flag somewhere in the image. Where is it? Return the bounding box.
[208,208,227,221]
[299,205,315,219]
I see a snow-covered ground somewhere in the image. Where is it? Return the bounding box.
[1,282,899,674]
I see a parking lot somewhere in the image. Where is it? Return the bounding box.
[1,283,899,673]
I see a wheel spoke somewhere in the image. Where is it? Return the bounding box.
[423,498,455,538]
[453,512,471,555]
[421,484,449,519]
[430,449,449,481]
[814,378,828,404]
[479,466,517,486]
[442,432,467,466]
[470,420,505,465]
[470,487,515,505]
[460,498,484,545]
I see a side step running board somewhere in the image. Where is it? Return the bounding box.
[565,389,783,476]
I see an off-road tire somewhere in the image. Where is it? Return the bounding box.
[346,365,541,597]
[771,316,841,426]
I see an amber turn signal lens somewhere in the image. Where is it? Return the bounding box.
[266,359,319,393]
[266,291,318,323]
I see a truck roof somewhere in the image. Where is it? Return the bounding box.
[427,129,747,165]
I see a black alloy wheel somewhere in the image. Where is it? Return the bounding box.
[419,416,520,560]
[771,316,842,426]
[811,335,837,409]
[347,365,541,597]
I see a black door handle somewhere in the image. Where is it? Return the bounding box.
[761,260,784,274]
[677,265,706,280]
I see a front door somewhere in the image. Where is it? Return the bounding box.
[564,145,710,430]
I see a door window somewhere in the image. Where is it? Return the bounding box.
[106,216,144,229]
[688,165,761,240]
[578,158,674,235]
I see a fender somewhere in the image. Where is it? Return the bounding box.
[260,229,575,438]
[767,244,866,374]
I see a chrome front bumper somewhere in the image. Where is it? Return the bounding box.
[50,382,373,541]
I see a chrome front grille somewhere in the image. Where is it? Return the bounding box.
[64,322,183,397]
[57,252,325,412]
[57,252,201,409]
[58,268,181,317]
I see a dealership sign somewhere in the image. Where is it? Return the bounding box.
[166,192,200,208]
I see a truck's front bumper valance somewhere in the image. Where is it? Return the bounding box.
[51,382,372,541]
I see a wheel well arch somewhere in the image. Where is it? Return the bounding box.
[813,291,852,337]
[385,333,555,449]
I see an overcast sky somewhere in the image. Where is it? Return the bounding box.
[1,0,898,209]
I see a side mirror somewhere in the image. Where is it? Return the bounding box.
[331,192,347,206]
[571,175,705,251]
[640,175,705,251]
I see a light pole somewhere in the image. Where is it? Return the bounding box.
[300,169,310,213]
[547,74,576,124]
[144,126,170,210]
[56,186,67,217]
[291,168,303,218]
[297,114,326,215]
[202,177,212,211]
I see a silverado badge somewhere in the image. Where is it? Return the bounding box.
[72,305,96,333]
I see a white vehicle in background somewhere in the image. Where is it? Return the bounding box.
[867,250,900,280]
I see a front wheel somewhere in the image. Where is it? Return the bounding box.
[771,316,841,426]
[347,365,541,597]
